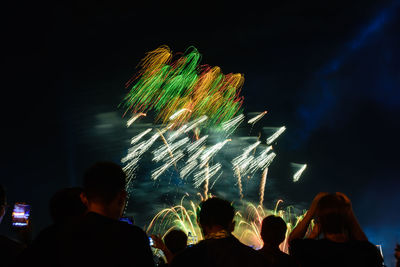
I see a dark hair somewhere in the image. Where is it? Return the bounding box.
[164,229,188,255]
[49,187,87,224]
[316,194,350,235]
[260,215,287,246]
[198,197,235,230]
[83,161,127,204]
[0,185,5,206]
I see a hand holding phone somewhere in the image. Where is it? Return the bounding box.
[119,216,134,225]
[12,203,30,227]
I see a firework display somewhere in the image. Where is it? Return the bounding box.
[121,46,244,128]
[120,46,307,250]
[146,197,306,253]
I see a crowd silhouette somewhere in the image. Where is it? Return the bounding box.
[0,161,393,266]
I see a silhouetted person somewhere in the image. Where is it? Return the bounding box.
[170,197,265,267]
[259,215,298,267]
[0,185,24,267]
[164,230,188,256]
[288,192,383,267]
[59,161,155,267]
[48,187,87,224]
[151,229,188,265]
[18,187,87,266]
[395,243,400,267]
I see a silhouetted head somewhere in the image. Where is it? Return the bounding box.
[198,197,235,234]
[316,193,351,235]
[164,229,188,255]
[0,185,5,207]
[49,187,87,224]
[260,215,287,247]
[0,185,6,223]
[82,161,127,219]
[83,161,127,204]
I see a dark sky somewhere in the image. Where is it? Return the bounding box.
[3,0,400,265]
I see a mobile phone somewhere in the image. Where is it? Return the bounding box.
[12,203,30,227]
[119,216,134,225]
[187,232,197,247]
[149,236,154,246]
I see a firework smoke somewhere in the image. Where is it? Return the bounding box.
[117,46,308,252]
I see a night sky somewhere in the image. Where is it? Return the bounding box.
[3,1,400,265]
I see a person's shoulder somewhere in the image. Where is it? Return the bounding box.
[349,240,383,254]
[276,250,298,266]
[289,238,325,257]
[351,240,379,248]
[180,241,206,255]
[170,243,205,267]
[290,238,319,247]
[74,213,149,242]
[0,235,23,247]
[230,237,265,265]
[234,238,261,253]
[35,224,59,239]
[116,220,147,236]
[347,240,384,265]
[114,221,152,248]
[0,235,24,254]
[260,248,298,267]
[276,249,293,259]
[0,235,24,266]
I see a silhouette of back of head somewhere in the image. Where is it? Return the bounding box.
[0,185,6,223]
[261,215,287,247]
[316,194,350,235]
[198,197,235,230]
[164,229,188,255]
[49,187,87,224]
[83,161,126,204]
[0,184,5,207]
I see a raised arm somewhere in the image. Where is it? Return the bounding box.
[288,192,328,243]
[307,221,321,239]
[150,234,174,263]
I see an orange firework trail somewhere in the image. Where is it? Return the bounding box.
[126,112,146,127]
[203,164,209,201]
[248,111,268,125]
[259,168,269,207]
[235,166,244,200]
[121,46,244,128]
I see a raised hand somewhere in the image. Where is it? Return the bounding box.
[150,234,166,250]
[308,192,329,217]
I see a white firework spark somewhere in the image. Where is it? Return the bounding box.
[184,115,208,133]
[169,108,192,121]
[126,113,146,127]
[151,151,184,180]
[221,114,245,134]
[152,137,189,162]
[292,163,307,182]
[180,160,198,178]
[130,128,152,145]
[265,126,286,145]
[193,163,222,188]
[187,135,208,153]
[199,139,231,168]
[167,125,188,142]
[248,111,267,125]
